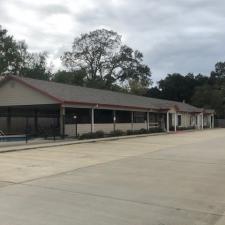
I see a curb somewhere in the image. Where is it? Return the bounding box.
[0,128,215,154]
[0,132,169,154]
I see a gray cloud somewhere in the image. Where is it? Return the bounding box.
[1,0,225,81]
[39,4,71,17]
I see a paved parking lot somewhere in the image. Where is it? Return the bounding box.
[0,129,225,225]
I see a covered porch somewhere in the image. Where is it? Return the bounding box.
[63,106,167,137]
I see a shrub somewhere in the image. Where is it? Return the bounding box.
[95,130,105,138]
[79,130,105,140]
[177,126,195,131]
[139,128,148,134]
[110,129,125,137]
[126,130,134,135]
[127,128,163,135]
[149,127,163,133]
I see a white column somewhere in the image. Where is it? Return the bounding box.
[197,114,200,129]
[113,110,116,132]
[166,112,169,132]
[60,105,65,137]
[147,112,149,131]
[198,113,203,130]
[174,112,177,132]
[91,108,95,133]
[201,113,204,130]
[212,114,215,128]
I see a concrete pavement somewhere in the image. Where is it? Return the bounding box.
[0,129,225,224]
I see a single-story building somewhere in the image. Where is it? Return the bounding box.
[0,75,215,137]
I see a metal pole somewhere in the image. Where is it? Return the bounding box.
[91,108,95,133]
[131,112,134,131]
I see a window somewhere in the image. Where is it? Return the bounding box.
[177,115,182,127]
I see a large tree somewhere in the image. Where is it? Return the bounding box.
[0,25,25,75]
[146,73,209,102]
[20,52,52,80]
[191,85,225,118]
[61,29,151,91]
[52,69,86,86]
[0,25,51,80]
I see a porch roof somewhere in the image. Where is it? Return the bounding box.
[1,75,206,113]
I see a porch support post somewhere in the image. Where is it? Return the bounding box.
[91,108,95,133]
[201,113,204,130]
[198,113,203,130]
[207,115,212,128]
[212,114,215,128]
[166,111,169,133]
[113,110,116,132]
[147,111,150,131]
[174,112,177,132]
[131,111,134,131]
[60,105,65,138]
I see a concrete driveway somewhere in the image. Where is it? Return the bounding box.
[0,129,225,225]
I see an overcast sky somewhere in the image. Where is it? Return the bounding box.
[1,0,225,82]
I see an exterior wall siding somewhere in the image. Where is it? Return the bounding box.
[171,112,198,128]
[65,123,148,136]
[0,80,57,106]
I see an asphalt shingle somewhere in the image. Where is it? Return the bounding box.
[5,76,206,113]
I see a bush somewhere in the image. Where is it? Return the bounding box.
[79,130,105,140]
[126,130,134,135]
[139,128,149,134]
[78,127,164,140]
[110,129,125,137]
[149,127,163,133]
[177,126,195,131]
[127,128,163,135]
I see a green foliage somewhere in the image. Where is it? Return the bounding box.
[146,67,225,118]
[109,129,125,137]
[146,73,209,102]
[177,126,195,131]
[61,29,151,91]
[0,25,51,80]
[0,26,23,75]
[124,80,149,95]
[79,130,105,140]
[127,128,163,135]
[211,62,225,79]
[20,52,52,80]
[77,127,166,140]
[191,85,225,118]
[53,69,86,86]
